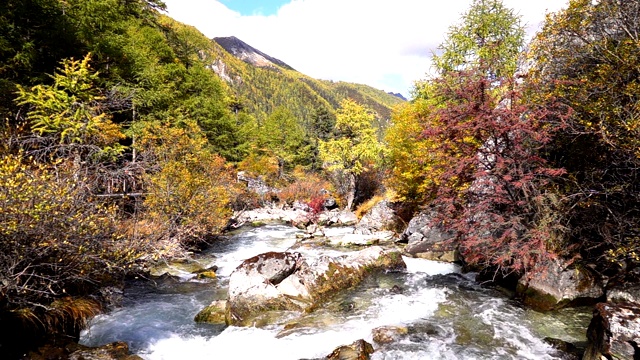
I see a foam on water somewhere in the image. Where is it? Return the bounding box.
[139,286,449,360]
[80,224,580,360]
[210,224,301,276]
[403,256,461,275]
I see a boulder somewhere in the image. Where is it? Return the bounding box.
[326,339,374,360]
[606,269,640,305]
[233,206,313,227]
[148,258,206,277]
[327,231,396,247]
[371,325,408,345]
[401,211,459,262]
[516,260,604,311]
[544,337,582,360]
[354,200,399,235]
[194,300,227,324]
[583,302,640,360]
[224,247,406,326]
[319,210,358,227]
[237,171,276,195]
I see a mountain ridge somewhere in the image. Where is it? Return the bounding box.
[208,35,405,125]
[214,36,294,71]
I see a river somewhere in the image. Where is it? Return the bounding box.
[79,224,591,359]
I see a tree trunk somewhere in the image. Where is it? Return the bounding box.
[346,172,356,210]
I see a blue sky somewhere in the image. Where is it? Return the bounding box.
[218,0,290,16]
[163,0,569,99]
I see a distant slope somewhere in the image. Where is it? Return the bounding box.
[214,36,294,70]
[210,36,404,127]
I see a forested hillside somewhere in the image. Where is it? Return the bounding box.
[0,0,397,354]
[210,36,403,129]
[2,0,640,357]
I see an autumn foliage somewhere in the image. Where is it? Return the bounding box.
[418,71,570,272]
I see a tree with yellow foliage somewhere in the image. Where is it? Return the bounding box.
[319,99,384,210]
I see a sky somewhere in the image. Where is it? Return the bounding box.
[162,0,569,99]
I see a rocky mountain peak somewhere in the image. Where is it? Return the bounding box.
[214,36,294,70]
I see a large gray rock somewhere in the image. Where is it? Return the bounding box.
[516,260,604,311]
[354,200,399,235]
[402,211,458,262]
[237,171,277,195]
[584,302,640,360]
[233,206,312,227]
[318,210,358,227]
[224,247,406,326]
[606,269,640,305]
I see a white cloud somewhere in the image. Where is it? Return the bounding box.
[162,0,569,98]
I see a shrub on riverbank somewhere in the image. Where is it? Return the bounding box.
[0,154,146,355]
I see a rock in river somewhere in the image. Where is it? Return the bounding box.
[583,302,640,360]
[326,339,374,360]
[516,259,604,311]
[223,247,406,326]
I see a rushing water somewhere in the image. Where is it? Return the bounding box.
[80,224,591,359]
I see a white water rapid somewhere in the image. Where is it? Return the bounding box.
[80,224,590,359]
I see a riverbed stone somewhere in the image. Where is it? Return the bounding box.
[327,231,396,247]
[68,341,142,360]
[544,337,582,360]
[583,302,640,360]
[371,325,408,345]
[148,258,206,277]
[232,206,312,227]
[516,260,604,311]
[224,247,406,326]
[194,300,227,324]
[326,339,374,360]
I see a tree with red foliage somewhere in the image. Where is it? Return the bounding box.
[419,69,570,273]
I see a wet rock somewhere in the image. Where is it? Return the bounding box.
[354,200,400,235]
[68,341,142,360]
[544,337,582,360]
[401,211,459,263]
[194,300,227,324]
[407,322,440,337]
[95,286,124,311]
[372,325,408,345]
[194,265,218,280]
[516,260,604,311]
[584,302,640,360]
[326,339,374,360]
[224,247,406,326]
[148,258,205,277]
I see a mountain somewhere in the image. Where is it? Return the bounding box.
[214,36,294,71]
[388,92,408,101]
[209,36,405,126]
